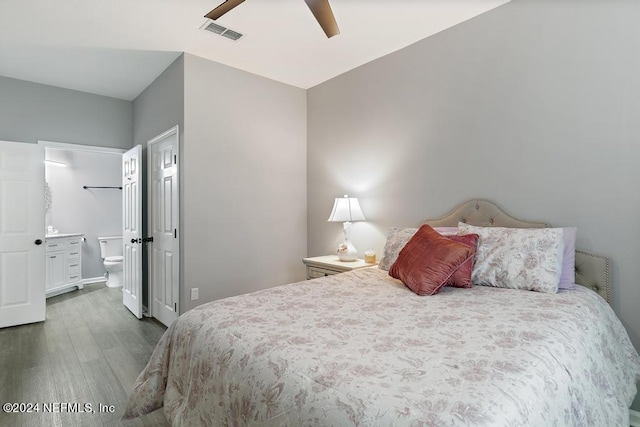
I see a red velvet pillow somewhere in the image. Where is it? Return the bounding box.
[389,225,475,296]
[445,234,479,288]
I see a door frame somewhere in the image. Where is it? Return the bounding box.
[146,126,180,321]
[38,140,127,155]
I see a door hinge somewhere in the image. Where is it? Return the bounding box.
[174,302,177,312]
[174,229,177,238]
[174,155,177,165]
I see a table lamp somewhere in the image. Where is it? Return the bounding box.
[327,195,366,261]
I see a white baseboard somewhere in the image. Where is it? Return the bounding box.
[83,276,107,285]
[630,409,640,427]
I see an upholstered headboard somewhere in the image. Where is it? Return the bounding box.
[423,199,611,305]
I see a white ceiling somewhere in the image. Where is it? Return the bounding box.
[0,0,509,101]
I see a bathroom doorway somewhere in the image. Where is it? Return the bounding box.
[39,140,126,295]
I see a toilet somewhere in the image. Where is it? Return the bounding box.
[98,236,123,288]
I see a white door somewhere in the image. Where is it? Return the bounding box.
[122,145,143,318]
[0,141,45,328]
[148,127,179,327]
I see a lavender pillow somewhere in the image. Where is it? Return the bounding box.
[558,227,577,290]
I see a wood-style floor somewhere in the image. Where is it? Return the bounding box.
[0,283,169,426]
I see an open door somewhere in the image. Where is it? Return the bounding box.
[0,141,45,328]
[122,145,143,318]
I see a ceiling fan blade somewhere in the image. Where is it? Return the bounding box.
[303,0,340,38]
[205,0,246,20]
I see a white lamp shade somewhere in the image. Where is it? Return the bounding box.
[327,196,366,222]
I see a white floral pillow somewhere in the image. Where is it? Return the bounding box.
[379,226,462,271]
[457,223,564,294]
[378,227,418,271]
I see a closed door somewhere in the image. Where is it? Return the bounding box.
[0,140,45,328]
[148,127,179,327]
[122,145,143,318]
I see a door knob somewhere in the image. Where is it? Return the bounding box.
[131,238,140,244]
[34,239,43,245]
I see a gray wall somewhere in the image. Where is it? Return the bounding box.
[45,149,123,279]
[0,74,132,281]
[133,54,185,310]
[133,55,185,148]
[132,53,307,314]
[0,76,132,148]
[182,53,307,312]
[308,0,640,374]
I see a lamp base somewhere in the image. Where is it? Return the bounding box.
[336,240,358,262]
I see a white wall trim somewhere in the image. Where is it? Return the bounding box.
[83,276,107,285]
[630,409,640,427]
[38,140,127,154]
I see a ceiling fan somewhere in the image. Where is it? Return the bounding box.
[205,0,340,38]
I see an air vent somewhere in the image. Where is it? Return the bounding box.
[221,30,242,41]
[201,21,243,41]
[204,22,226,35]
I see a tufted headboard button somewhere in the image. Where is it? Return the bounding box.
[460,217,466,223]
[475,204,480,210]
[489,219,494,225]
[592,284,600,292]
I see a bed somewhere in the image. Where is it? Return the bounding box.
[124,199,640,426]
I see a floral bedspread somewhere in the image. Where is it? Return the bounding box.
[124,268,640,426]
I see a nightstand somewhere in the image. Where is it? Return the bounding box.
[302,255,377,280]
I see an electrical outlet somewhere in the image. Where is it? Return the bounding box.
[190,288,199,301]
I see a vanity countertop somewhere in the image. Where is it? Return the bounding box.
[45,233,84,239]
